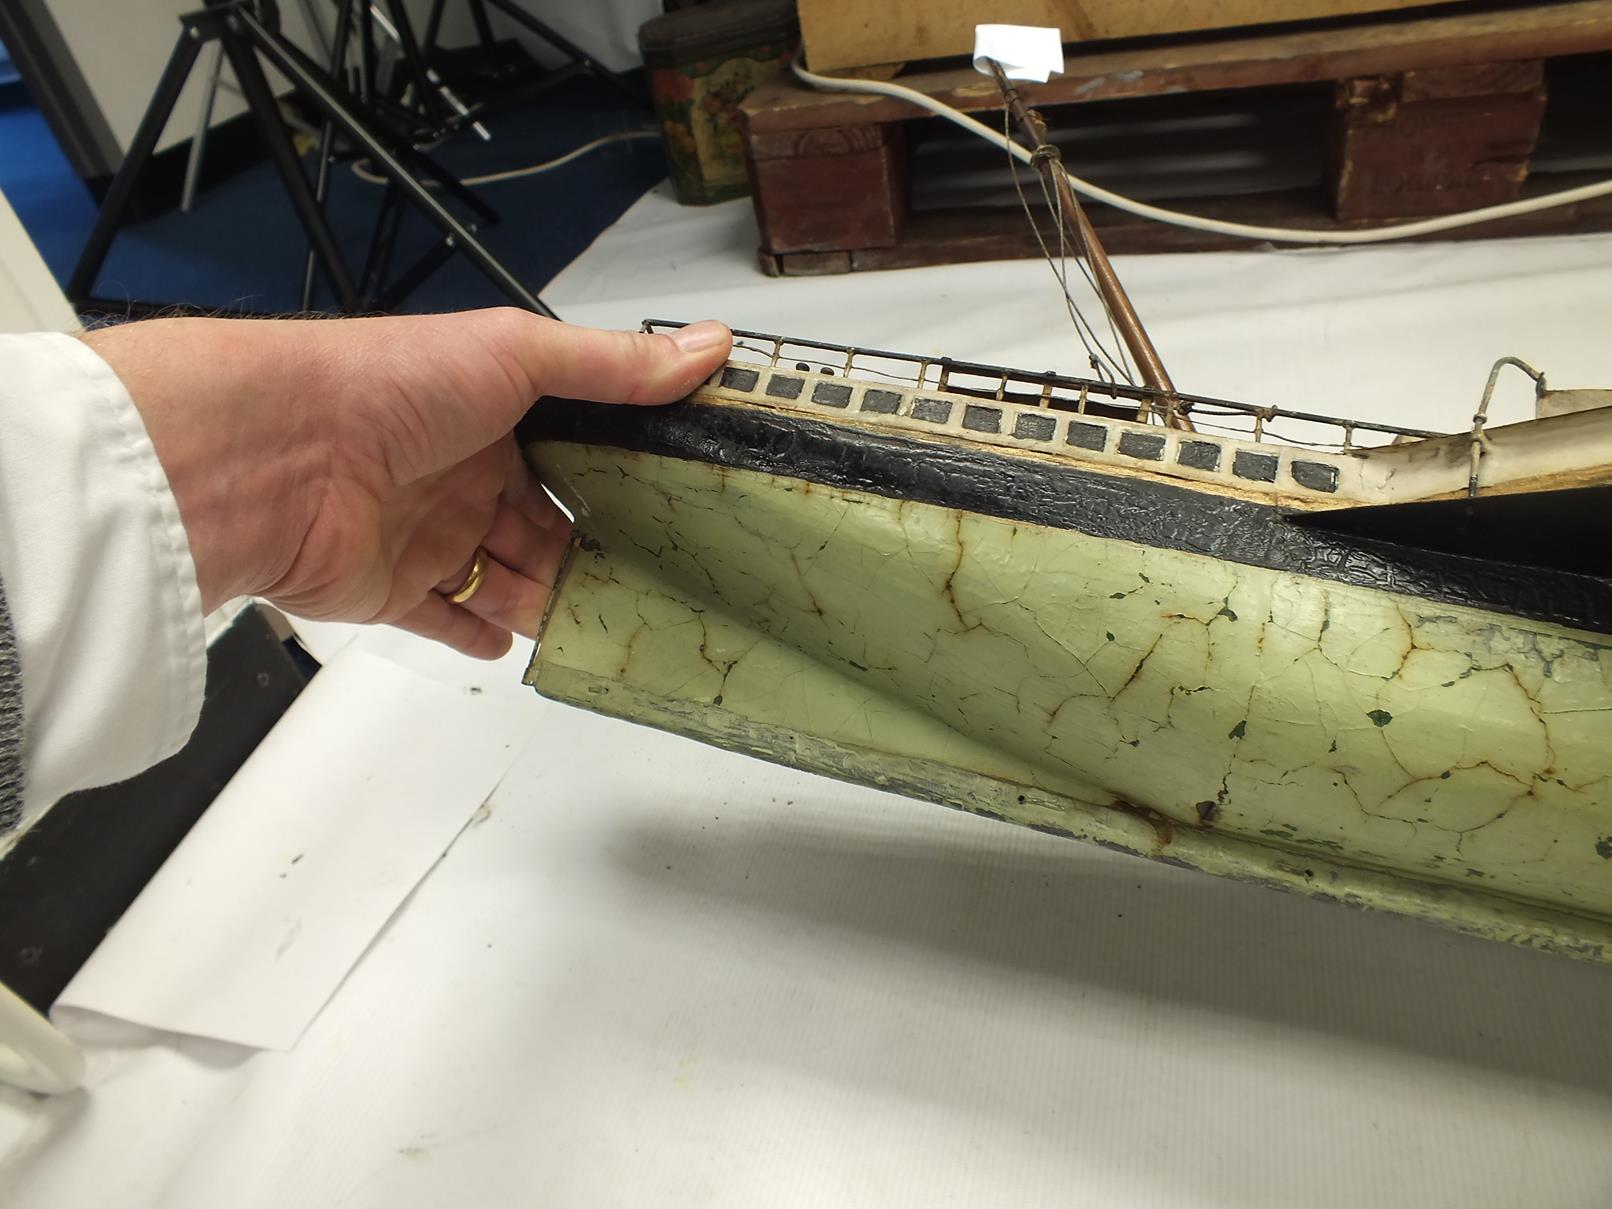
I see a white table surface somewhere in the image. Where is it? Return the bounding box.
[4,182,1612,1208]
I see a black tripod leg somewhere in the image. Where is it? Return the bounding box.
[422,0,447,55]
[221,26,359,309]
[357,0,376,101]
[326,99,499,227]
[302,0,358,310]
[467,0,495,53]
[68,27,206,302]
[477,0,639,102]
[377,237,456,311]
[358,184,406,303]
[299,136,336,310]
[383,0,450,126]
[403,144,498,225]
[243,10,554,317]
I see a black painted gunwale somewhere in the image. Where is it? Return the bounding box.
[519,398,1612,637]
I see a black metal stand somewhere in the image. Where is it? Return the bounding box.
[299,0,504,309]
[69,0,555,318]
[422,0,640,107]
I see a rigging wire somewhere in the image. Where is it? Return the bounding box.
[1002,104,1135,385]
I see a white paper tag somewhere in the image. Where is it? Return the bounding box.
[973,24,1065,84]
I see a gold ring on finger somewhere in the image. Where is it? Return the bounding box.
[445,548,490,604]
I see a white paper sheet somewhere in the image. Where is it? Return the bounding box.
[55,650,545,1050]
[973,24,1065,83]
[283,615,539,702]
[11,703,1612,1209]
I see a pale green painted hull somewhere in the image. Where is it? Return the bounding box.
[527,445,1612,962]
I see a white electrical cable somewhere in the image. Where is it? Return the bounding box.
[351,129,660,188]
[792,55,1612,246]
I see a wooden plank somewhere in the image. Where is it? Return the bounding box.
[748,124,892,162]
[1397,59,1545,99]
[1329,62,1547,221]
[798,0,1475,72]
[759,249,853,274]
[748,1,1612,133]
[747,125,907,254]
[756,173,1612,273]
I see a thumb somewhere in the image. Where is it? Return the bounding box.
[377,313,732,479]
[517,316,733,406]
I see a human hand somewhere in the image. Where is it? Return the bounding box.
[83,310,732,658]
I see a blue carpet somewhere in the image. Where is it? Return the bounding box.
[0,100,101,284]
[0,72,666,315]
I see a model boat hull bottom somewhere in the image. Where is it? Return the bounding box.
[525,443,1612,963]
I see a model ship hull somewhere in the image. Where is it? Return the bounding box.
[522,362,1612,962]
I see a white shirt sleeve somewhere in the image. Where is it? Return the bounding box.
[0,332,207,832]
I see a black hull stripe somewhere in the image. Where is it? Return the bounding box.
[520,400,1612,637]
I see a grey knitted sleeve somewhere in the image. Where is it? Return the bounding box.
[0,576,22,832]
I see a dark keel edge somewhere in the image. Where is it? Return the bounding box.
[519,399,1612,638]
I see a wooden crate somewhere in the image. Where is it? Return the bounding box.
[797,0,1476,72]
[741,2,1612,274]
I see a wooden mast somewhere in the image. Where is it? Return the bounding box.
[986,60,1185,427]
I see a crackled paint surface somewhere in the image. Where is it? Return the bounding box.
[527,443,1612,959]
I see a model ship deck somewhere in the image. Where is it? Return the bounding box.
[672,323,1612,507]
